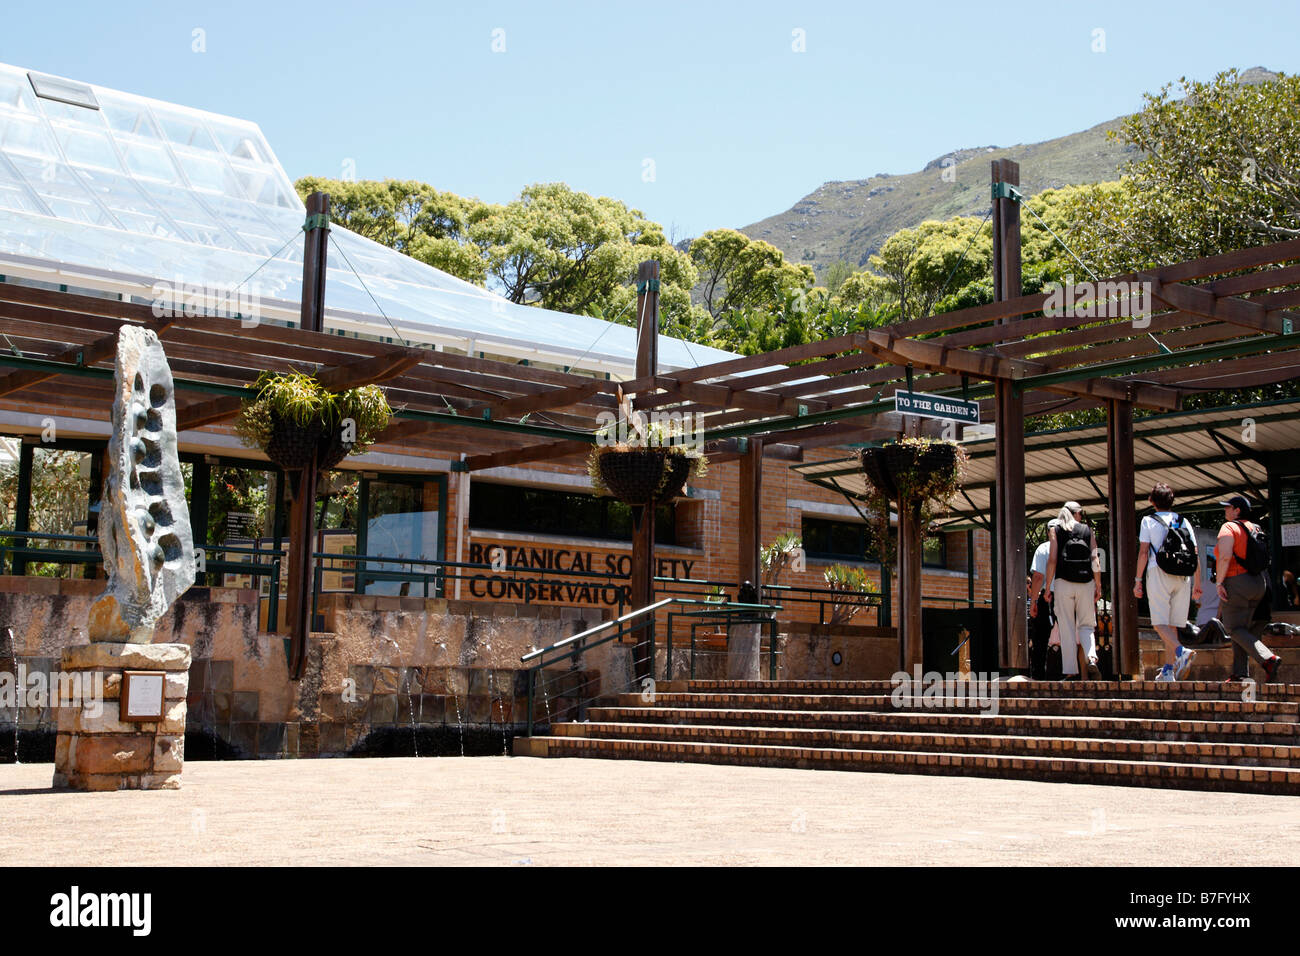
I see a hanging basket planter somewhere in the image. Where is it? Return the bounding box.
[596,449,669,505]
[859,446,899,501]
[234,370,393,474]
[859,438,964,505]
[264,415,326,472]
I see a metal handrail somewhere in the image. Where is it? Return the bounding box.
[521,597,674,663]
[519,595,783,736]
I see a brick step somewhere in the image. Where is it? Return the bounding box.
[552,721,1300,767]
[529,735,1300,795]
[686,679,1300,702]
[585,706,1300,745]
[622,693,1300,722]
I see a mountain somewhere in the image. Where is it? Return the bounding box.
[740,67,1280,279]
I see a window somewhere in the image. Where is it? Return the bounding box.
[802,517,876,563]
[923,532,948,569]
[471,483,675,545]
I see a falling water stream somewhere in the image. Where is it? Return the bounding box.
[5,628,18,764]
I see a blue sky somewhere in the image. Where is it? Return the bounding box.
[3,1,1296,239]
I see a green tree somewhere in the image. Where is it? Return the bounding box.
[687,228,814,319]
[294,178,492,283]
[1064,69,1300,274]
[852,217,993,322]
[470,182,701,327]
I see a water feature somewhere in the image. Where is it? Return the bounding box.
[4,628,18,764]
[449,675,466,757]
[487,669,508,755]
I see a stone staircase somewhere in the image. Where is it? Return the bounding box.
[513,679,1300,795]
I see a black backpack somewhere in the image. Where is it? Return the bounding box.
[1056,524,1094,583]
[1154,514,1197,576]
[1233,520,1270,575]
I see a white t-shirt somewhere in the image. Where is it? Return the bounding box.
[1140,512,1197,555]
[1030,540,1054,591]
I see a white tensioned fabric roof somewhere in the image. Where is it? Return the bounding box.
[0,62,737,377]
[794,399,1300,530]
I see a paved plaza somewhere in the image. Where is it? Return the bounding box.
[1,757,1298,866]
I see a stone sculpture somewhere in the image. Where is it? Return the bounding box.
[88,326,195,642]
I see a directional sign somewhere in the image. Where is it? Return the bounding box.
[892,390,981,425]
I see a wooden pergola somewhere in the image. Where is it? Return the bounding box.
[3,166,1300,679]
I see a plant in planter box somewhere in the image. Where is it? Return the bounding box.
[586,396,708,505]
[761,531,803,588]
[234,370,393,472]
[823,563,879,626]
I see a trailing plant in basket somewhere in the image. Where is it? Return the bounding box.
[586,394,708,504]
[234,370,393,470]
[856,436,969,565]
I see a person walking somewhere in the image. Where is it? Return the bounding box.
[1027,518,1060,680]
[1043,501,1103,680]
[1214,494,1283,683]
[1133,483,1202,682]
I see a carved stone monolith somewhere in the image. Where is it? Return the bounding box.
[54,326,195,791]
[88,325,195,642]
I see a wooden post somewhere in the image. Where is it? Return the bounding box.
[729,437,763,679]
[286,192,330,680]
[630,260,659,680]
[1107,398,1140,677]
[898,416,924,670]
[991,159,1028,671]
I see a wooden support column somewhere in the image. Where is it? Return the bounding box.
[729,436,764,679]
[897,416,924,671]
[286,192,330,681]
[991,159,1028,671]
[1107,398,1140,677]
[629,260,659,680]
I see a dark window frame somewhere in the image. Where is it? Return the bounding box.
[470,482,676,546]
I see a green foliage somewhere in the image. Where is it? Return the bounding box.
[295,177,492,284]
[687,228,815,318]
[822,563,879,626]
[586,413,708,497]
[295,178,704,331]
[761,531,802,587]
[234,371,393,456]
[856,437,970,566]
[1063,69,1300,275]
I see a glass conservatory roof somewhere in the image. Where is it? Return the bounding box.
[0,63,735,376]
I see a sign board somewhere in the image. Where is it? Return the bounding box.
[225,511,257,538]
[120,670,166,722]
[1282,479,1300,548]
[892,390,981,425]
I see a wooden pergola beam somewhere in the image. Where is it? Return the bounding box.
[0,315,177,399]
[480,379,610,420]
[1141,274,1298,335]
[649,375,828,416]
[463,438,591,472]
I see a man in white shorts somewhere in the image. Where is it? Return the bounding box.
[1133,482,1202,681]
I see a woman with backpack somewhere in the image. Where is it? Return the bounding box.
[1044,501,1104,680]
[1215,494,1283,683]
[1133,483,1202,682]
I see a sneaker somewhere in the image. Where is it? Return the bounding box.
[1173,646,1197,681]
[1264,655,1283,683]
[1154,664,1174,682]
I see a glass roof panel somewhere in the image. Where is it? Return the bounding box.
[99,95,162,139]
[0,61,740,373]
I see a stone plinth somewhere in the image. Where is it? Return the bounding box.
[53,642,190,791]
